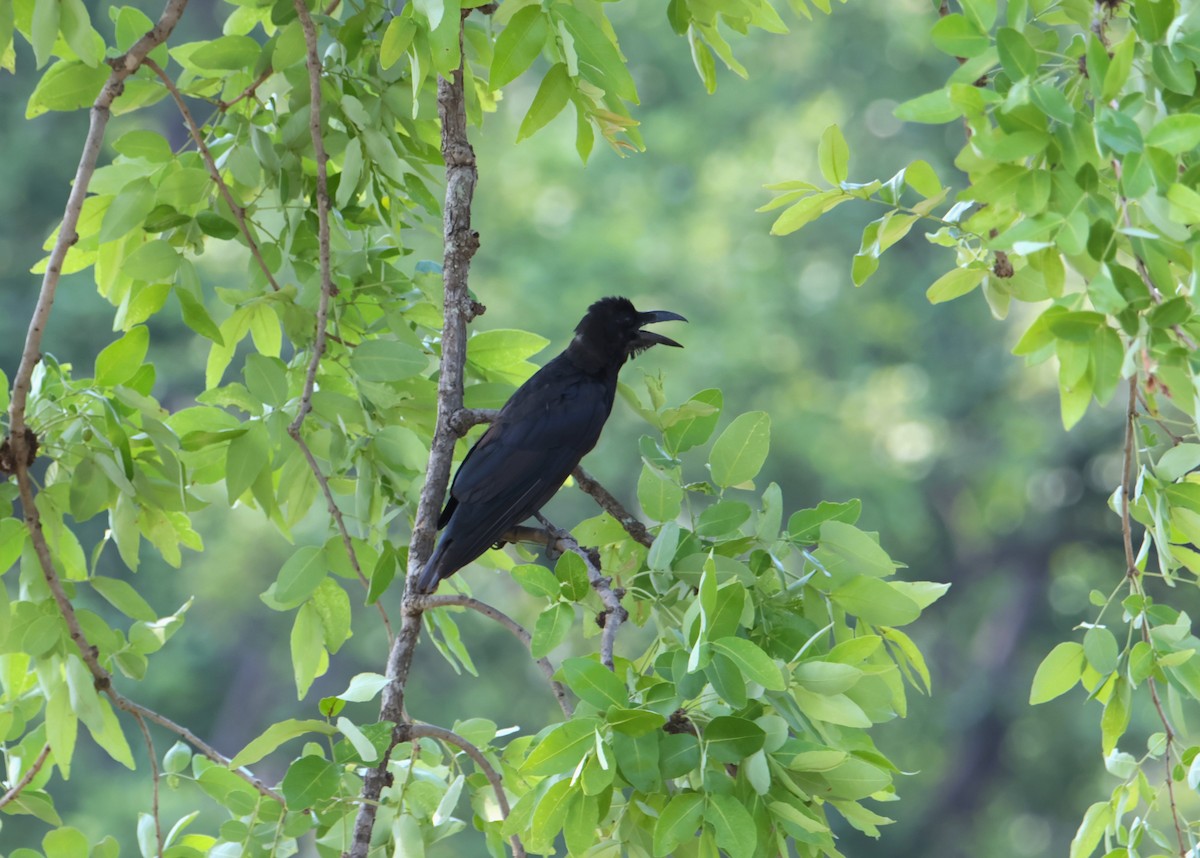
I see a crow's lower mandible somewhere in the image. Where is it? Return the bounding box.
[413,296,686,594]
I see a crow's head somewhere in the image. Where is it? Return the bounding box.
[573,296,687,364]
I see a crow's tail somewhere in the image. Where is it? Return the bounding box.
[412,538,450,594]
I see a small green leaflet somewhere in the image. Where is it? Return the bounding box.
[1029,641,1085,704]
[709,411,771,488]
[562,657,629,708]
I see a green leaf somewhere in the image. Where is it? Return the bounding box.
[1101,676,1130,755]
[709,637,785,690]
[189,35,263,70]
[95,326,150,387]
[818,124,849,185]
[1167,183,1200,224]
[349,339,427,382]
[86,697,135,768]
[380,14,416,69]
[663,388,722,453]
[290,602,326,698]
[606,707,666,735]
[66,653,104,732]
[653,792,704,857]
[823,757,890,800]
[337,716,379,763]
[893,89,961,124]
[788,499,861,542]
[1156,443,1200,482]
[556,5,638,103]
[510,563,561,598]
[517,63,572,141]
[243,354,289,407]
[1083,627,1118,674]
[30,0,59,68]
[696,500,751,538]
[927,267,986,304]
[531,602,573,657]
[562,657,628,708]
[704,715,765,763]
[91,576,156,622]
[707,794,757,858]
[43,827,90,858]
[647,521,680,571]
[996,27,1037,79]
[1029,641,1085,704]
[931,13,988,57]
[230,719,336,768]
[830,577,922,626]
[59,0,99,67]
[522,718,601,775]
[99,178,155,242]
[709,411,770,488]
[1070,801,1112,858]
[638,464,683,522]
[273,545,327,606]
[225,422,269,504]
[123,239,180,282]
[280,755,339,810]
[1145,114,1200,154]
[26,60,108,118]
[793,660,863,695]
[612,730,660,792]
[467,328,550,370]
[491,5,548,89]
[818,520,894,577]
[176,288,224,344]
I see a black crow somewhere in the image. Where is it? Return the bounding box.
[413,296,686,594]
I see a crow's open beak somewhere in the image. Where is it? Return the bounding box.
[635,310,687,349]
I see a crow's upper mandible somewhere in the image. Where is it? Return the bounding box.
[413,296,686,594]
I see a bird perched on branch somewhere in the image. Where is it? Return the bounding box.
[414,296,686,594]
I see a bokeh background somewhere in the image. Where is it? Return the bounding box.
[1,1,1148,855]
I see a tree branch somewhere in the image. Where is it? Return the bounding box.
[281,0,393,642]
[349,11,484,856]
[0,744,51,811]
[446,408,655,549]
[118,697,283,802]
[216,0,342,112]
[409,722,525,858]
[536,515,627,671]
[1122,377,1189,857]
[419,594,574,717]
[0,0,278,811]
[144,58,281,293]
[131,710,164,858]
[573,466,653,548]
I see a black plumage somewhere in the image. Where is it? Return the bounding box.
[413,296,686,594]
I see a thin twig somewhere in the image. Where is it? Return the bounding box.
[282,0,393,641]
[537,515,626,671]
[132,711,164,858]
[1121,377,1189,857]
[409,722,525,858]
[143,58,281,293]
[294,438,394,639]
[119,697,284,802]
[349,11,484,854]
[289,0,334,434]
[0,744,51,811]
[447,408,654,548]
[216,0,342,112]
[419,594,573,717]
[573,466,653,547]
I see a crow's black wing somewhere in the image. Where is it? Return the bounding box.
[414,363,614,592]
